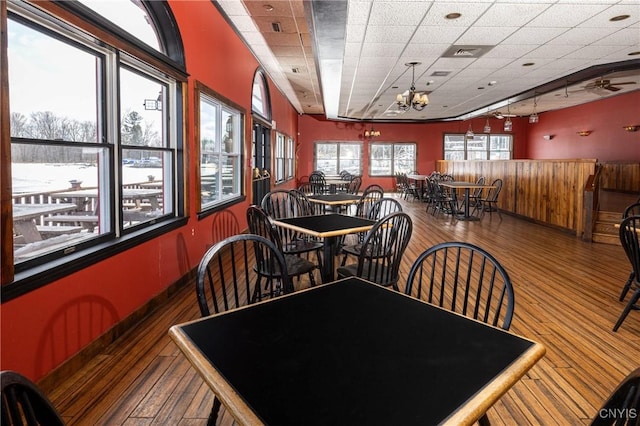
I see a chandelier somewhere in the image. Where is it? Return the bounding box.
[396,62,429,112]
[364,126,380,139]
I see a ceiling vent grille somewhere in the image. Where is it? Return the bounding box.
[272,22,282,32]
[442,45,494,58]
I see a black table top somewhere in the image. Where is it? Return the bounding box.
[274,213,375,235]
[174,277,543,425]
[307,193,362,203]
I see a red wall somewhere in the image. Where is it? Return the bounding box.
[3,0,637,383]
[526,91,640,161]
[297,115,528,192]
[1,0,300,381]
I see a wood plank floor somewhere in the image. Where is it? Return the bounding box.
[45,196,640,425]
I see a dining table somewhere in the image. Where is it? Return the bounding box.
[439,181,495,220]
[307,193,361,213]
[271,213,376,282]
[406,173,429,200]
[323,176,350,193]
[169,276,546,426]
[13,203,79,243]
[50,188,163,210]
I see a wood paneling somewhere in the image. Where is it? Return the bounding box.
[44,198,638,425]
[436,159,597,235]
[599,162,640,193]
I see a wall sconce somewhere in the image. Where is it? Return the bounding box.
[543,134,554,141]
[623,125,639,132]
[577,130,592,137]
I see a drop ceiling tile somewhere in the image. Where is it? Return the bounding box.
[548,27,622,46]
[455,26,520,45]
[419,2,492,27]
[525,44,584,59]
[411,26,467,44]
[364,26,417,44]
[346,24,366,43]
[592,28,640,46]
[475,3,552,27]
[360,42,407,58]
[368,2,432,26]
[579,4,640,28]
[501,27,569,45]
[527,4,611,27]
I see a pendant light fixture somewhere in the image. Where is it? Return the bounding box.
[483,118,491,133]
[504,102,513,132]
[529,94,539,124]
[465,123,475,140]
[396,62,429,111]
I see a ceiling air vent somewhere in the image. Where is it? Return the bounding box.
[292,67,300,73]
[441,45,494,58]
[272,22,282,32]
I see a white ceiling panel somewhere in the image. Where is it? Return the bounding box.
[216,0,640,121]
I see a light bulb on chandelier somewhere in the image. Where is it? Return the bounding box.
[396,62,429,112]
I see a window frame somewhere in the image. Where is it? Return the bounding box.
[1,0,187,297]
[443,133,513,160]
[369,142,417,177]
[195,81,246,215]
[314,142,362,176]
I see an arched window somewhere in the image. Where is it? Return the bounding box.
[252,70,271,121]
[3,0,186,292]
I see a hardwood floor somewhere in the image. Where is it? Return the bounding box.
[45,196,639,425]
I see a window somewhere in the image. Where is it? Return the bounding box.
[444,134,513,160]
[274,133,295,183]
[5,1,185,285]
[251,71,271,122]
[197,85,244,211]
[314,142,361,175]
[287,137,295,180]
[370,143,416,176]
[275,133,285,183]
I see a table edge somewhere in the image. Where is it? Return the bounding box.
[442,342,546,426]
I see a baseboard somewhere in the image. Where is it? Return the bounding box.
[37,269,196,393]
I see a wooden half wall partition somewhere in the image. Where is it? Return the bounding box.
[436,159,597,236]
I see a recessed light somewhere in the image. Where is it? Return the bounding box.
[522,62,535,67]
[445,12,462,20]
[488,81,497,86]
[628,51,640,56]
[478,87,485,90]
[610,14,630,22]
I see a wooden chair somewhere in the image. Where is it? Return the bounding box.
[590,367,640,425]
[468,176,486,209]
[405,241,515,425]
[613,215,640,332]
[340,198,403,266]
[309,172,327,195]
[261,190,323,271]
[195,233,292,424]
[620,203,640,301]
[405,241,515,329]
[475,178,503,218]
[247,205,318,287]
[345,175,362,194]
[337,212,413,290]
[1,370,64,426]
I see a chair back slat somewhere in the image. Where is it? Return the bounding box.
[405,241,515,330]
[196,234,291,317]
